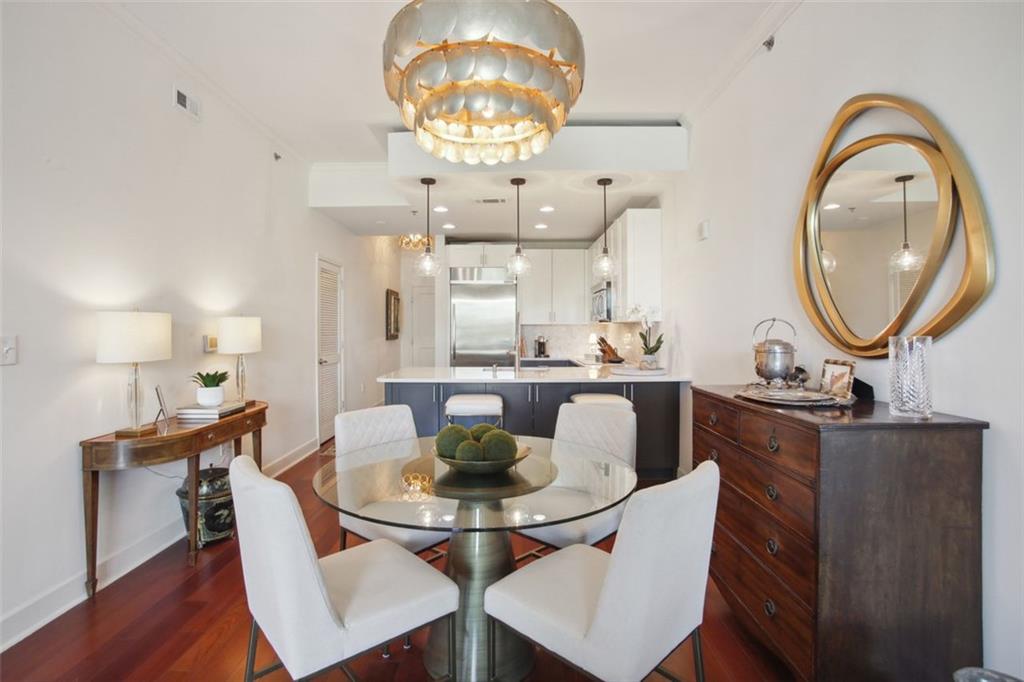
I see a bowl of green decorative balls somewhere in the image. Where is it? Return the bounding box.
[433,423,531,474]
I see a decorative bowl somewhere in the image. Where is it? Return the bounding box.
[434,444,531,474]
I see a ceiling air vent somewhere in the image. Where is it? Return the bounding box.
[475,198,506,204]
[173,86,201,121]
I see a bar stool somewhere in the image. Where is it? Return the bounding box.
[445,393,504,427]
[570,393,634,411]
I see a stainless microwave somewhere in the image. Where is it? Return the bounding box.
[591,282,612,322]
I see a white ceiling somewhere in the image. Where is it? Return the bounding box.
[319,169,671,241]
[121,1,779,239]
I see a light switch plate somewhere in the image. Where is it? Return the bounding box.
[1,336,18,365]
[697,219,711,241]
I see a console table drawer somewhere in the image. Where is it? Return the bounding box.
[717,480,817,608]
[193,413,265,450]
[693,394,739,442]
[712,525,814,680]
[696,427,815,541]
[740,412,818,482]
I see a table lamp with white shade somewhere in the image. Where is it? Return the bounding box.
[217,316,261,403]
[96,311,172,436]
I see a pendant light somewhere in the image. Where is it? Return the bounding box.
[592,177,615,279]
[415,178,441,277]
[888,174,925,273]
[507,178,532,277]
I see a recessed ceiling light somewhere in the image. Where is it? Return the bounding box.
[539,206,555,213]
[534,223,548,230]
[441,223,455,230]
[433,205,448,213]
[823,203,841,210]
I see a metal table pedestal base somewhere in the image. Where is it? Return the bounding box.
[425,508,533,681]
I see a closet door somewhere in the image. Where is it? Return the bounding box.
[317,257,343,443]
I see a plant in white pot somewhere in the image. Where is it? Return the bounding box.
[191,370,229,407]
[638,318,664,371]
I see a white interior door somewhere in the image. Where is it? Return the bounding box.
[317,258,343,443]
[411,284,436,366]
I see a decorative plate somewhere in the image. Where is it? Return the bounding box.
[434,444,532,474]
[736,387,849,407]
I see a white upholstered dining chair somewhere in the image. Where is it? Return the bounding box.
[485,460,720,682]
[518,403,637,551]
[334,405,449,556]
[230,456,459,682]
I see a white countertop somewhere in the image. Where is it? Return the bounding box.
[377,366,689,384]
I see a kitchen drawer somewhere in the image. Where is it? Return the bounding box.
[693,393,739,442]
[695,427,815,541]
[193,413,264,451]
[717,480,817,608]
[712,525,814,680]
[740,412,818,482]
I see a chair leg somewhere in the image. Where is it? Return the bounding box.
[381,644,391,659]
[244,619,259,682]
[340,528,347,550]
[448,612,457,682]
[487,615,496,682]
[692,626,705,682]
[403,633,412,650]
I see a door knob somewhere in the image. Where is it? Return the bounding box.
[318,359,328,365]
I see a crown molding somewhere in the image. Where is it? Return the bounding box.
[102,3,307,164]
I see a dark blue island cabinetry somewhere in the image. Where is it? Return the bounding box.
[383,380,681,479]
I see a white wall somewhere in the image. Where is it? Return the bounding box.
[0,3,399,648]
[659,1,1023,673]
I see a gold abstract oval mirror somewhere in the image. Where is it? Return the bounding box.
[794,95,994,357]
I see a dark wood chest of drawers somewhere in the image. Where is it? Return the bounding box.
[692,386,986,681]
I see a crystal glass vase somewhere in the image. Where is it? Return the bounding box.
[889,336,933,419]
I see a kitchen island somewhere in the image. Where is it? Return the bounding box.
[378,366,689,479]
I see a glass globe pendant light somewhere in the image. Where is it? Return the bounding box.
[888,174,925,273]
[592,178,615,279]
[507,178,532,277]
[415,177,441,277]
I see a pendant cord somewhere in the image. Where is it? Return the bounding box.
[516,182,521,246]
[426,182,431,242]
[901,178,908,246]
[602,183,608,249]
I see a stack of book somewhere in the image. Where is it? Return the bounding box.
[176,402,246,422]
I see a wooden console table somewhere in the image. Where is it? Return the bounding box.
[79,401,268,597]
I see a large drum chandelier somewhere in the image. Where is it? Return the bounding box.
[383,0,585,165]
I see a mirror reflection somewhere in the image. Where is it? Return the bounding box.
[817,143,938,338]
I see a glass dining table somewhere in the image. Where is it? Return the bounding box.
[312,435,638,682]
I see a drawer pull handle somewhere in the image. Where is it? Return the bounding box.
[765,538,779,556]
[709,449,720,463]
[763,599,777,618]
[246,419,253,426]
[708,412,719,426]
[765,483,779,501]
[207,433,215,441]
[767,434,780,453]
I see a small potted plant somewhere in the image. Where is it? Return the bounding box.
[638,317,664,370]
[191,370,229,407]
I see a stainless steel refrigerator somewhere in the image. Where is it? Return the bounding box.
[450,267,517,367]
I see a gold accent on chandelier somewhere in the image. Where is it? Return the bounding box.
[399,233,434,251]
[383,0,585,165]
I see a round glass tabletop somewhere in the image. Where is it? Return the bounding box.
[312,436,638,533]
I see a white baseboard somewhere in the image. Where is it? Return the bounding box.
[0,438,320,652]
[262,438,319,477]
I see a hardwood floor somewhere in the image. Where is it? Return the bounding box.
[1,444,791,682]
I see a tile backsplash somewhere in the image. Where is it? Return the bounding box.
[521,323,645,363]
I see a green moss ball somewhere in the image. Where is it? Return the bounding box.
[480,429,518,461]
[435,424,471,458]
[455,440,485,461]
[469,422,497,442]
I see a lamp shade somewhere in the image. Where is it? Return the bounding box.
[96,311,172,363]
[218,316,262,354]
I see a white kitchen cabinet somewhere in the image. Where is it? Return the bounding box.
[516,249,588,324]
[445,243,517,268]
[551,250,587,323]
[517,249,553,324]
[588,208,662,321]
